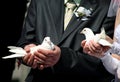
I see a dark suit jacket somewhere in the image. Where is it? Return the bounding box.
[17,0,115,82]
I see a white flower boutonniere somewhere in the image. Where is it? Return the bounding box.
[74,6,92,21]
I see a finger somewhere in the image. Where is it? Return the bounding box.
[81,40,86,47]
[34,56,45,64]
[22,54,30,64]
[37,48,55,57]
[83,44,90,54]
[37,46,60,58]
[32,59,38,69]
[24,44,36,52]
[88,49,105,58]
[88,41,102,53]
[47,46,61,57]
[88,41,95,52]
[34,50,47,59]
[27,54,34,66]
[44,57,56,66]
[38,64,44,70]
[102,46,110,52]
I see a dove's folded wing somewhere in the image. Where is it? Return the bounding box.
[2,53,25,59]
[98,39,113,47]
[9,48,26,54]
[7,46,23,49]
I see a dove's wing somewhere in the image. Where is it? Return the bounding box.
[2,53,25,59]
[94,27,106,42]
[99,27,106,39]
[98,39,112,47]
[2,46,26,59]
[7,46,22,49]
[93,27,113,47]
[94,34,101,42]
[9,48,27,54]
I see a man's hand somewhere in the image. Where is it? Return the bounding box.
[22,44,37,68]
[34,45,61,70]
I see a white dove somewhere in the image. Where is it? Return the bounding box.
[30,37,55,54]
[80,27,113,47]
[2,37,55,59]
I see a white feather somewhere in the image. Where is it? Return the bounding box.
[7,46,22,49]
[2,37,55,59]
[2,54,25,59]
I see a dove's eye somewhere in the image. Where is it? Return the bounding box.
[84,29,86,31]
[45,39,47,41]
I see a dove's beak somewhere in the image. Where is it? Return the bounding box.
[80,31,83,34]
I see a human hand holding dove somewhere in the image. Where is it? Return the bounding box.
[80,27,113,47]
[2,37,55,59]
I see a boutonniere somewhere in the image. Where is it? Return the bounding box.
[74,6,93,21]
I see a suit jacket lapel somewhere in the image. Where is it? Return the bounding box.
[61,15,82,40]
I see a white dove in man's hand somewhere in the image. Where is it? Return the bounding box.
[30,37,55,54]
[80,27,113,47]
[2,37,55,59]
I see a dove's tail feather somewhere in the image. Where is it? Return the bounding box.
[9,49,27,54]
[2,54,25,59]
[2,46,27,59]
[7,46,22,49]
[98,39,113,47]
[100,27,106,39]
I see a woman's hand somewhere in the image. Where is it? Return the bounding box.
[81,40,110,58]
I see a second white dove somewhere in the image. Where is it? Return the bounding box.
[80,27,113,47]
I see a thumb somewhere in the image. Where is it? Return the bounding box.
[81,40,86,47]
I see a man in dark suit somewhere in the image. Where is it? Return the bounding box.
[17,0,115,82]
[0,0,27,82]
